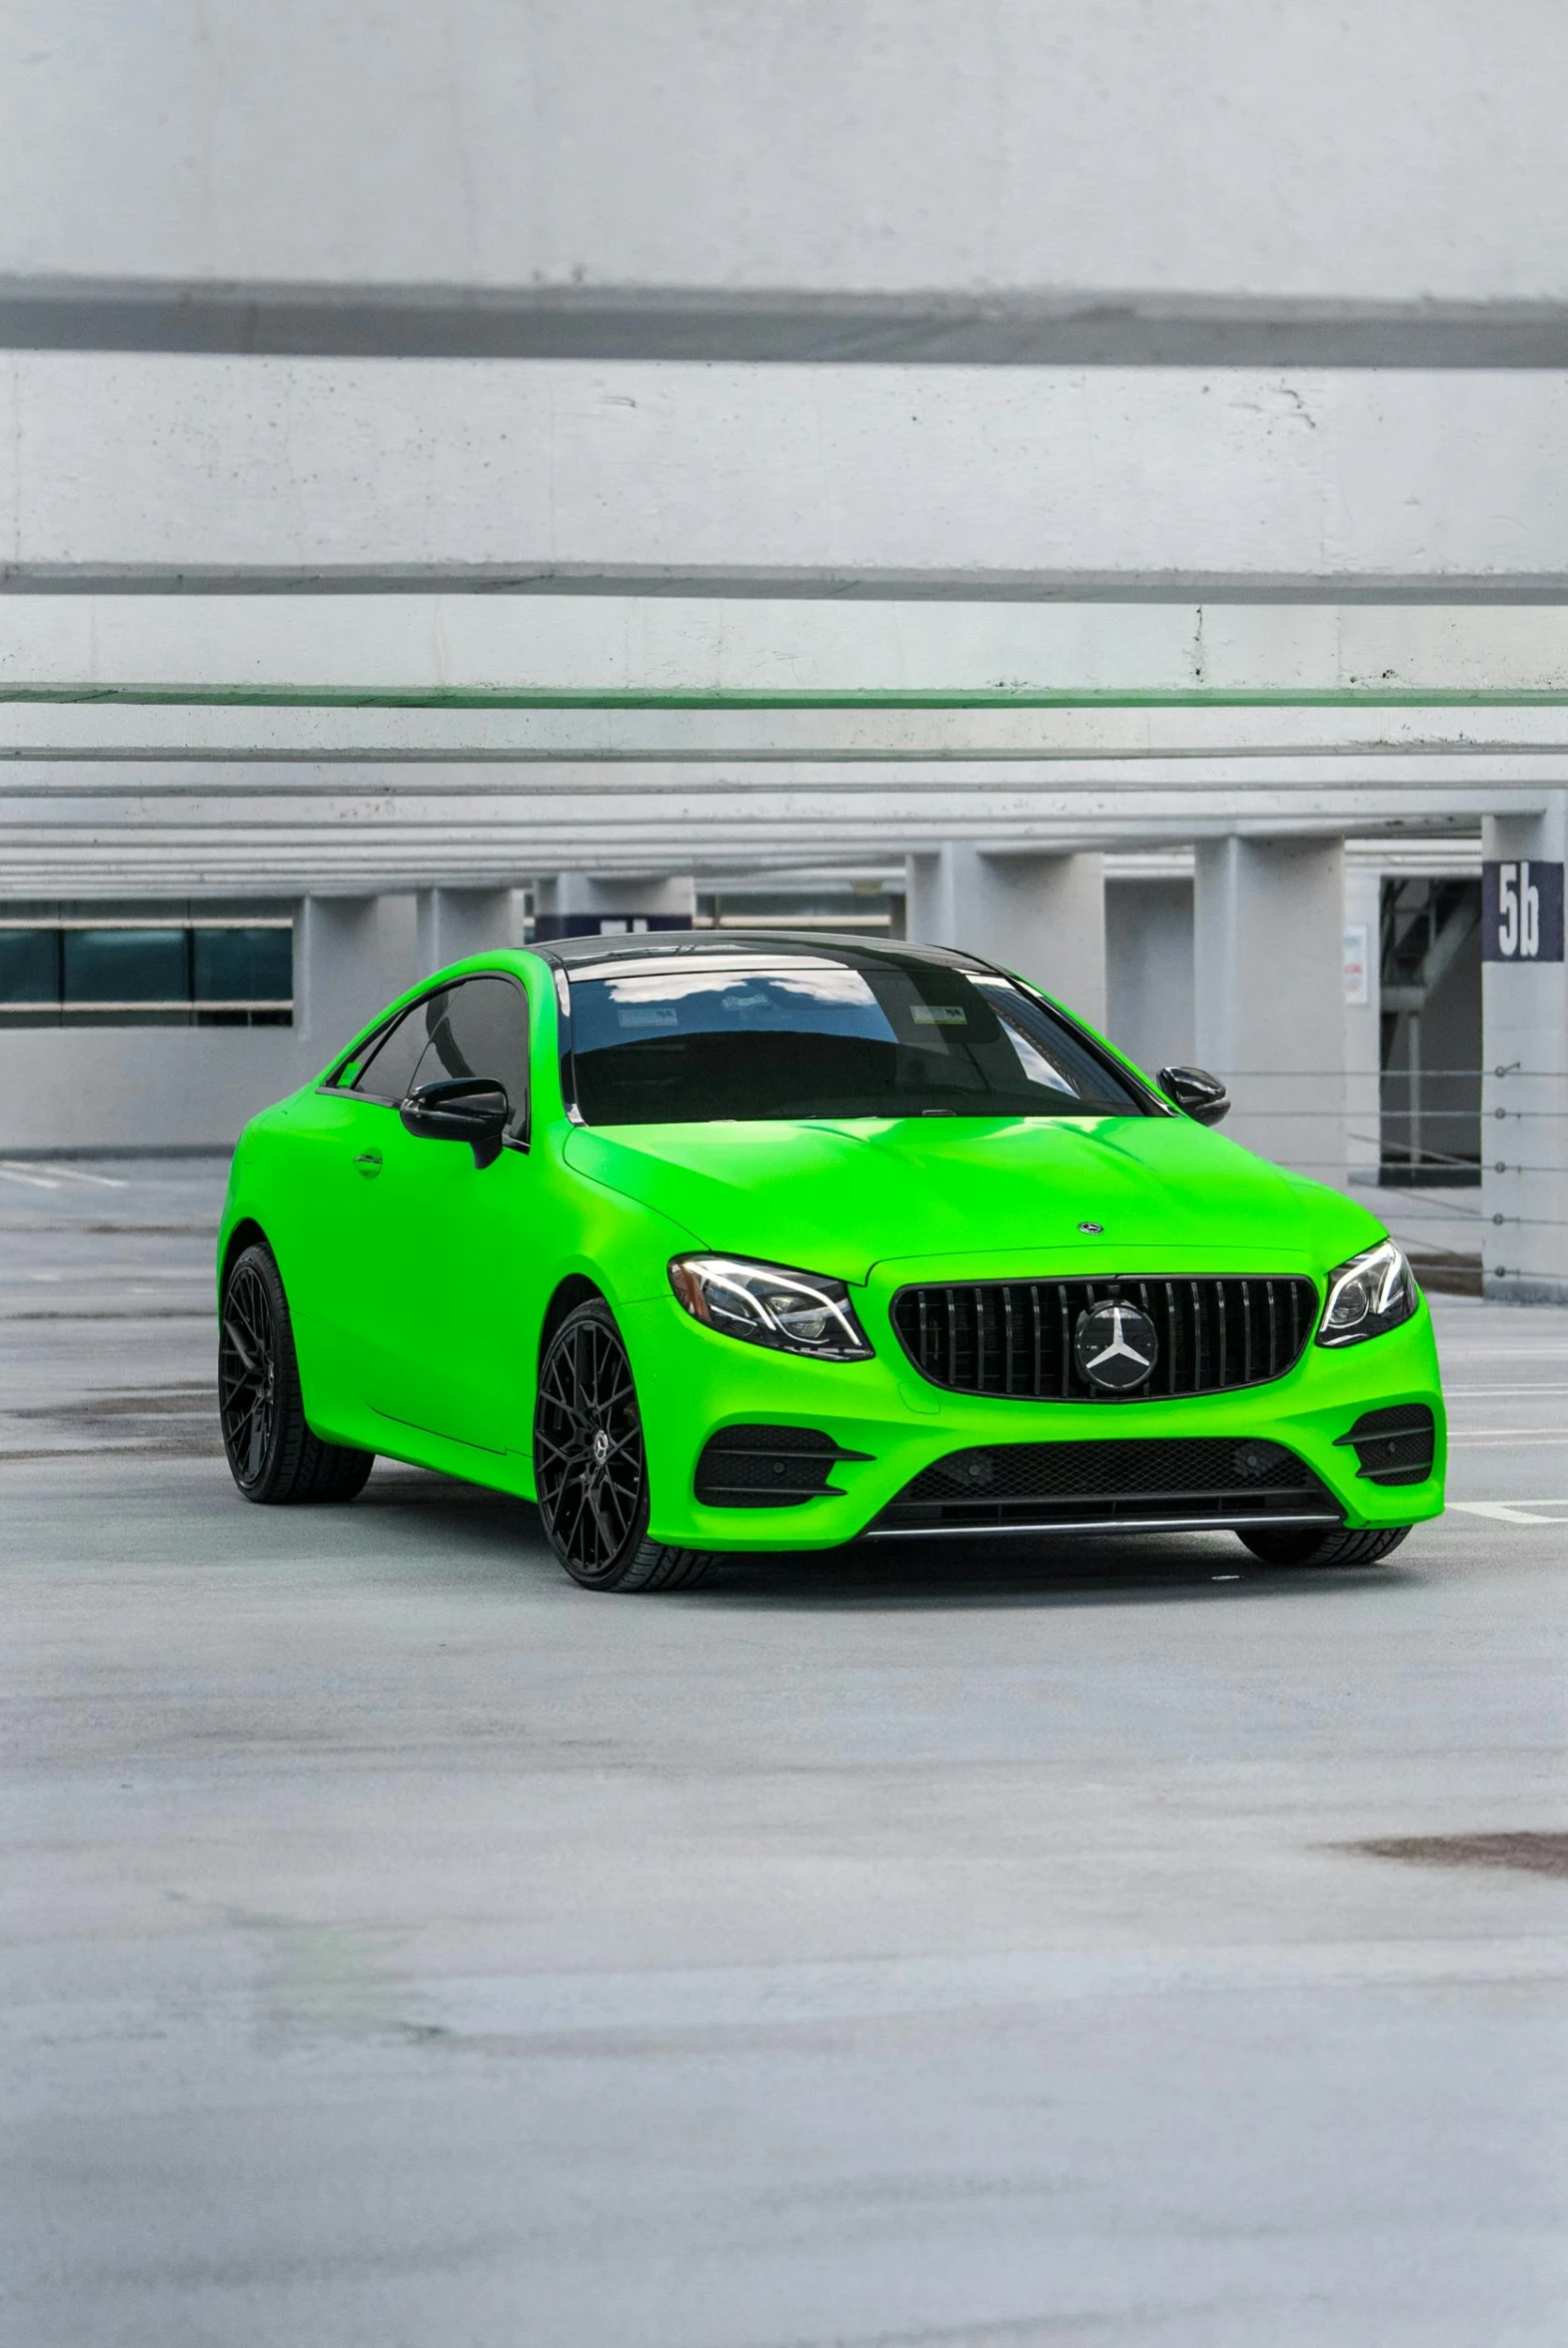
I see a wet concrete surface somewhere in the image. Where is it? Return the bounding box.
[3,1159,1567,2346]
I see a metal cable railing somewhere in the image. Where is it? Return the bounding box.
[1198,1067,1568,1281]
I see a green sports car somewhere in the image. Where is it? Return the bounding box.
[217,932,1444,1589]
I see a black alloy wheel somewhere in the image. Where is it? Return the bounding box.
[219,1241,374,1504]
[534,1297,712,1591]
[1236,1523,1411,1568]
[220,1251,279,1488]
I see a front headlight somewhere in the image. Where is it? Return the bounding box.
[1316,1239,1419,1347]
[669,1254,873,1360]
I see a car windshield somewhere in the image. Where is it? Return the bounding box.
[566,956,1146,1125]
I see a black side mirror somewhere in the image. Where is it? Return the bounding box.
[400,1077,511,1169]
[1157,1066,1230,1127]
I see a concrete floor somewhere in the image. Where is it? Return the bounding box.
[4,1157,1566,2348]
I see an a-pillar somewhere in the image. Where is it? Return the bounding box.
[415,886,524,974]
[533,873,696,940]
[904,846,1106,1029]
[295,894,418,1063]
[1482,794,1568,1301]
[1193,837,1347,1182]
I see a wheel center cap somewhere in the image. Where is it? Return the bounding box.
[591,1428,610,1463]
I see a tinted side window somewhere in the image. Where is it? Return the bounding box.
[410,977,531,1132]
[349,991,450,1101]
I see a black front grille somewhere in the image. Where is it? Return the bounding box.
[890,1275,1318,1402]
[695,1424,871,1508]
[871,1435,1339,1534]
[1335,1404,1436,1486]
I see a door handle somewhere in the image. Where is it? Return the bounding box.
[354,1151,383,1177]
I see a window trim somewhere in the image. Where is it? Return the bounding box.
[0,916,294,932]
[322,968,535,1152]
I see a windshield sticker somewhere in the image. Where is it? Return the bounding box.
[910,1005,968,1026]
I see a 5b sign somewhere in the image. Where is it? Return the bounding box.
[1482,860,1565,963]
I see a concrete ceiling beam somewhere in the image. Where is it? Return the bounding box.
[14,702,1568,762]
[6,361,1568,599]
[5,2,1566,344]
[10,600,1568,698]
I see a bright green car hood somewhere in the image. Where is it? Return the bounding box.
[564,1115,1383,1285]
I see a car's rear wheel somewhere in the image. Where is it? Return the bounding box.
[1236,1523,1411,1568]
[534,1297,713,1591]
[219,1241,374,1504]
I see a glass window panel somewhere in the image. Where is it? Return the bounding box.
[192,927,293,1003]
[409,977,530,1130]
[62,929,188,1005]
[0,930,61,1005]
[568,956,1144,1126]
[350,991,450,1100]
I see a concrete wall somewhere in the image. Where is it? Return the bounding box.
[6,1,1567,315]
[1,893,430,1152]
[1,1025,310,1154]
[1104,880,1194,1076]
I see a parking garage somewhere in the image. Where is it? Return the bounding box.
[4,7,1567,2344]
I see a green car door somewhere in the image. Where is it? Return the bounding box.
[353,971,537,1454]
[272,989,444,1429]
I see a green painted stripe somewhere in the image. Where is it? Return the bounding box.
[5,685,1568,710]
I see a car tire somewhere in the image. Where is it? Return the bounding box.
[1236,1523,1412,1568]
[220,1241,375,1505]
[535,1296,714,1591]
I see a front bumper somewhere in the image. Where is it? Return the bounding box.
[621,1280,1446,1553]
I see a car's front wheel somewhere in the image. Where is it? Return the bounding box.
[1236,1523,1411,1568]
[534,1297,713,1591]
[219,1241,374,1504]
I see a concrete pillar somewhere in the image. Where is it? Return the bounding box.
[295,894,418,1057]
[533,873,696,942]
[1193,836,1347,1182]
[1482,795,1568,1301]
[1342,859,1382,1197]
[415,886,524,974]
[904,846,1106,1030]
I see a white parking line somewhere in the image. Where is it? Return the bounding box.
[0,1168,60,1189]
[1449,1500,1568,1525]
[1445,1383,1568,1395]
[423,1935,1568,2041]
[1447,1433,1568,1447]
[3,1162,128,1187]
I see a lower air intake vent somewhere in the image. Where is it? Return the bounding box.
[1335,1405,1436,1486]
[695,1424,871,1508]
[870,1435,1339,1536]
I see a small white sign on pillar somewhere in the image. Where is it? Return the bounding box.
[1342,923,1371,1007]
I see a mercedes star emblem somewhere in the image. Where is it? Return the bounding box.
[1074,1299,1159,1393]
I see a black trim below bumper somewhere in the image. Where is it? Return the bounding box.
[867,1508,1342,1541]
